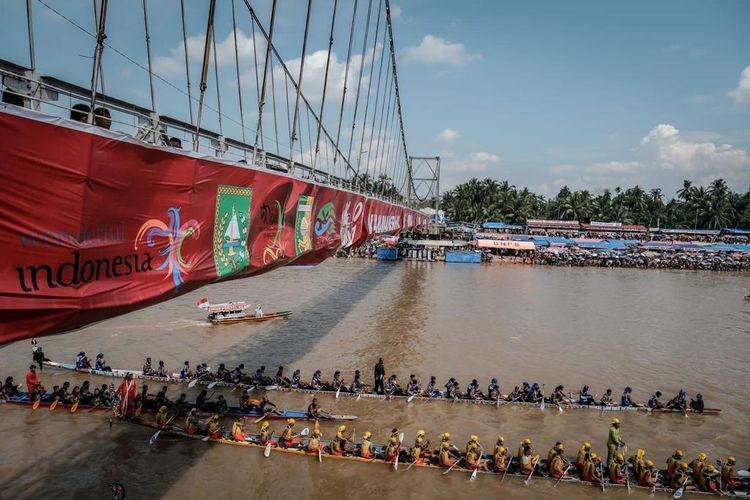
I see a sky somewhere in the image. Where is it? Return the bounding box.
[1,0,749,197]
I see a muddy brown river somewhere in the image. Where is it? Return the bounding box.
[1,259,748,499]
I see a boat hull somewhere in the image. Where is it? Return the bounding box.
[210,311,292,325]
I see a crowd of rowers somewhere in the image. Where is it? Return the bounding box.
[134,357,708,412]
[1,366,118,408]
[152,407,744,494]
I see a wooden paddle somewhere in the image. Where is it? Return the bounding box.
[49,397,60,411]
[554,464,573,487]
[335,384,341,399]
[135,404,143,417]
[263,440,273,457]
[149,415,175,445]
[501,457,513,483]
[208,381,219,389]
[318,446,322,462]
[524,459,538,486]
[253,413,268,424]
[600,462,606,492]
[70,401,79,413]
[442,457,463,475]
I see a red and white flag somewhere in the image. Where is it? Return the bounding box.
[196,298,209,309]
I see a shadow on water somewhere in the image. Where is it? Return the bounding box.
[0,261,399,499]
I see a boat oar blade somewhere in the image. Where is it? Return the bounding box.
[407,394,416,403]
[318,447,322,462]
[673,488,684,499]
[300,427,310,436]
[32,397,41,411]
[149,430,161,445]
[558,404,564,413]
[264,441,272,457]
[470,469,478,481]
[737,470,750,478]
[188,379,198,388]
[398,432,404,443]
[135,405,143,417]
[335,386,341,399]
[70,401,79,413]
[208,381,218,389]
[49,398,59,411]
[253,414,267,424]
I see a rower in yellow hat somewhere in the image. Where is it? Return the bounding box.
[547,441,564,466]
[360,431,373,459]
[609,453,628,484]
[576,442,592,472]
[689,452,707,480]
[307,428,322,453]
[606,418,625,466]
[721,456,740,489]
[493,443,509,473]
[331,424,347,455]
[628,448,646,478]
[465,434,479,456]
[518,438,538,474]
[548,442,568,479]
[232,419,247,442]
[667,449,684,477]
[385,435,400,463]
[439,441,459,468]
[410,430,430,463]
[280,418,297,448]
[466,441,489,471]
[259,421,271,444]
[639,459,660,488]
[698,463,720,492]
[671,461,693,490]
[155,405,169,428]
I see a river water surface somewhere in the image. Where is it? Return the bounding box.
[1,260,748,499]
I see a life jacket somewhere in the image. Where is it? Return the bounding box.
[439,449,456,467]
[666,456,678,476]
[331,433,344,455]
[690,459,705,479]
[185,416,198,435]
[466,450,480,469]
[576,449,587,470]
[698,471,718,492]
[520,453,534,473]
[582,460,594,481]
[260,429,271,444]
[639,468,655,487]
[721,464,736,486]
[385,444,398,462]
[549,454,565,478]
[308,436,320,452]
[360,440,372,458]
[493,452,507,472]
[281,426,294,444]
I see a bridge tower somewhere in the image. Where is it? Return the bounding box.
[407,156,441,219]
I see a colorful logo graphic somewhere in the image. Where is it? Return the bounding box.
[313,202,336,238]
[294,195,314,255]
[261,200,285,265]
[135,207,200,289]
[340,200,363,249]
[213,185,252,278]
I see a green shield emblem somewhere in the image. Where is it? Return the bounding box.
[213,185,252,278]
[295,195,314,255]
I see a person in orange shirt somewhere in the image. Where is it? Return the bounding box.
[25,365,44,400]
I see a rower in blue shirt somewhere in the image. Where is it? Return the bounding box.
[487,378,500,400]
[621,386,640,407]
[179,361,192,379]
[290,369,301,389]
[95,353,111,372]
[76,352,87,369]
[578,385,594,405]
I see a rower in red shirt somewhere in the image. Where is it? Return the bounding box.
[114,373,136,417]
[25,365,44,400]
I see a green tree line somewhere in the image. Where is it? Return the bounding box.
[441,178,750,229]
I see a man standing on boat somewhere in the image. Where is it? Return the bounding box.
[606,418,626,466]
[115,373,137,418]
[254,305,263,318]
[25,364,43,400]
[374,358,385,395]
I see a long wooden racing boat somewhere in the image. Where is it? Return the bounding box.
[42,361,721,415]
[131,419,747,498]
[210,311,292,325]
[1,392,355,421]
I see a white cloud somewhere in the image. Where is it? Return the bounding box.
[437,127,459,143]
[727,65,750,105]
[640,124,749,175]
[400,35,480,66]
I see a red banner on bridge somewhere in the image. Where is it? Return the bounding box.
[0,107,428,343]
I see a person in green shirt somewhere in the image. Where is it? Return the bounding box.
[607,418,625,466]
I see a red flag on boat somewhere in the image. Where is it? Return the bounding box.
[197,298,209,309]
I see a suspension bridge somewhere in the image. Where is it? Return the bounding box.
[0,0,441,343]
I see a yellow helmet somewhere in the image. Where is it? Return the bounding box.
[675,450,684,458]
[389,436,398,445]
[556,443,564,451]
[470,434,478,442]
[522,438,532,445]
[442,432,451,440]
[728,456,736,465]
[498,446,506,454]
[616,453,624,461]
[363,431,372,439]
[158,405,168,413]
[313,429,321,437]
[706,464,716,473]
[636,449,645,459]
[698,452,707,461]
[441,442,450,449]
[287,418,295,425]
[678,462,689,470]
[261,421,270,429]
[583,442,591,449]
[469,442,478,450]
[645,460,654,467]
[591,453,598,460]
[417,430,425,437]
[338,425,346,433]
[611,418,620,425]
[497,436,505,444]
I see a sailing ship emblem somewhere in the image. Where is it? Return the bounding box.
[213,185,252,278]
